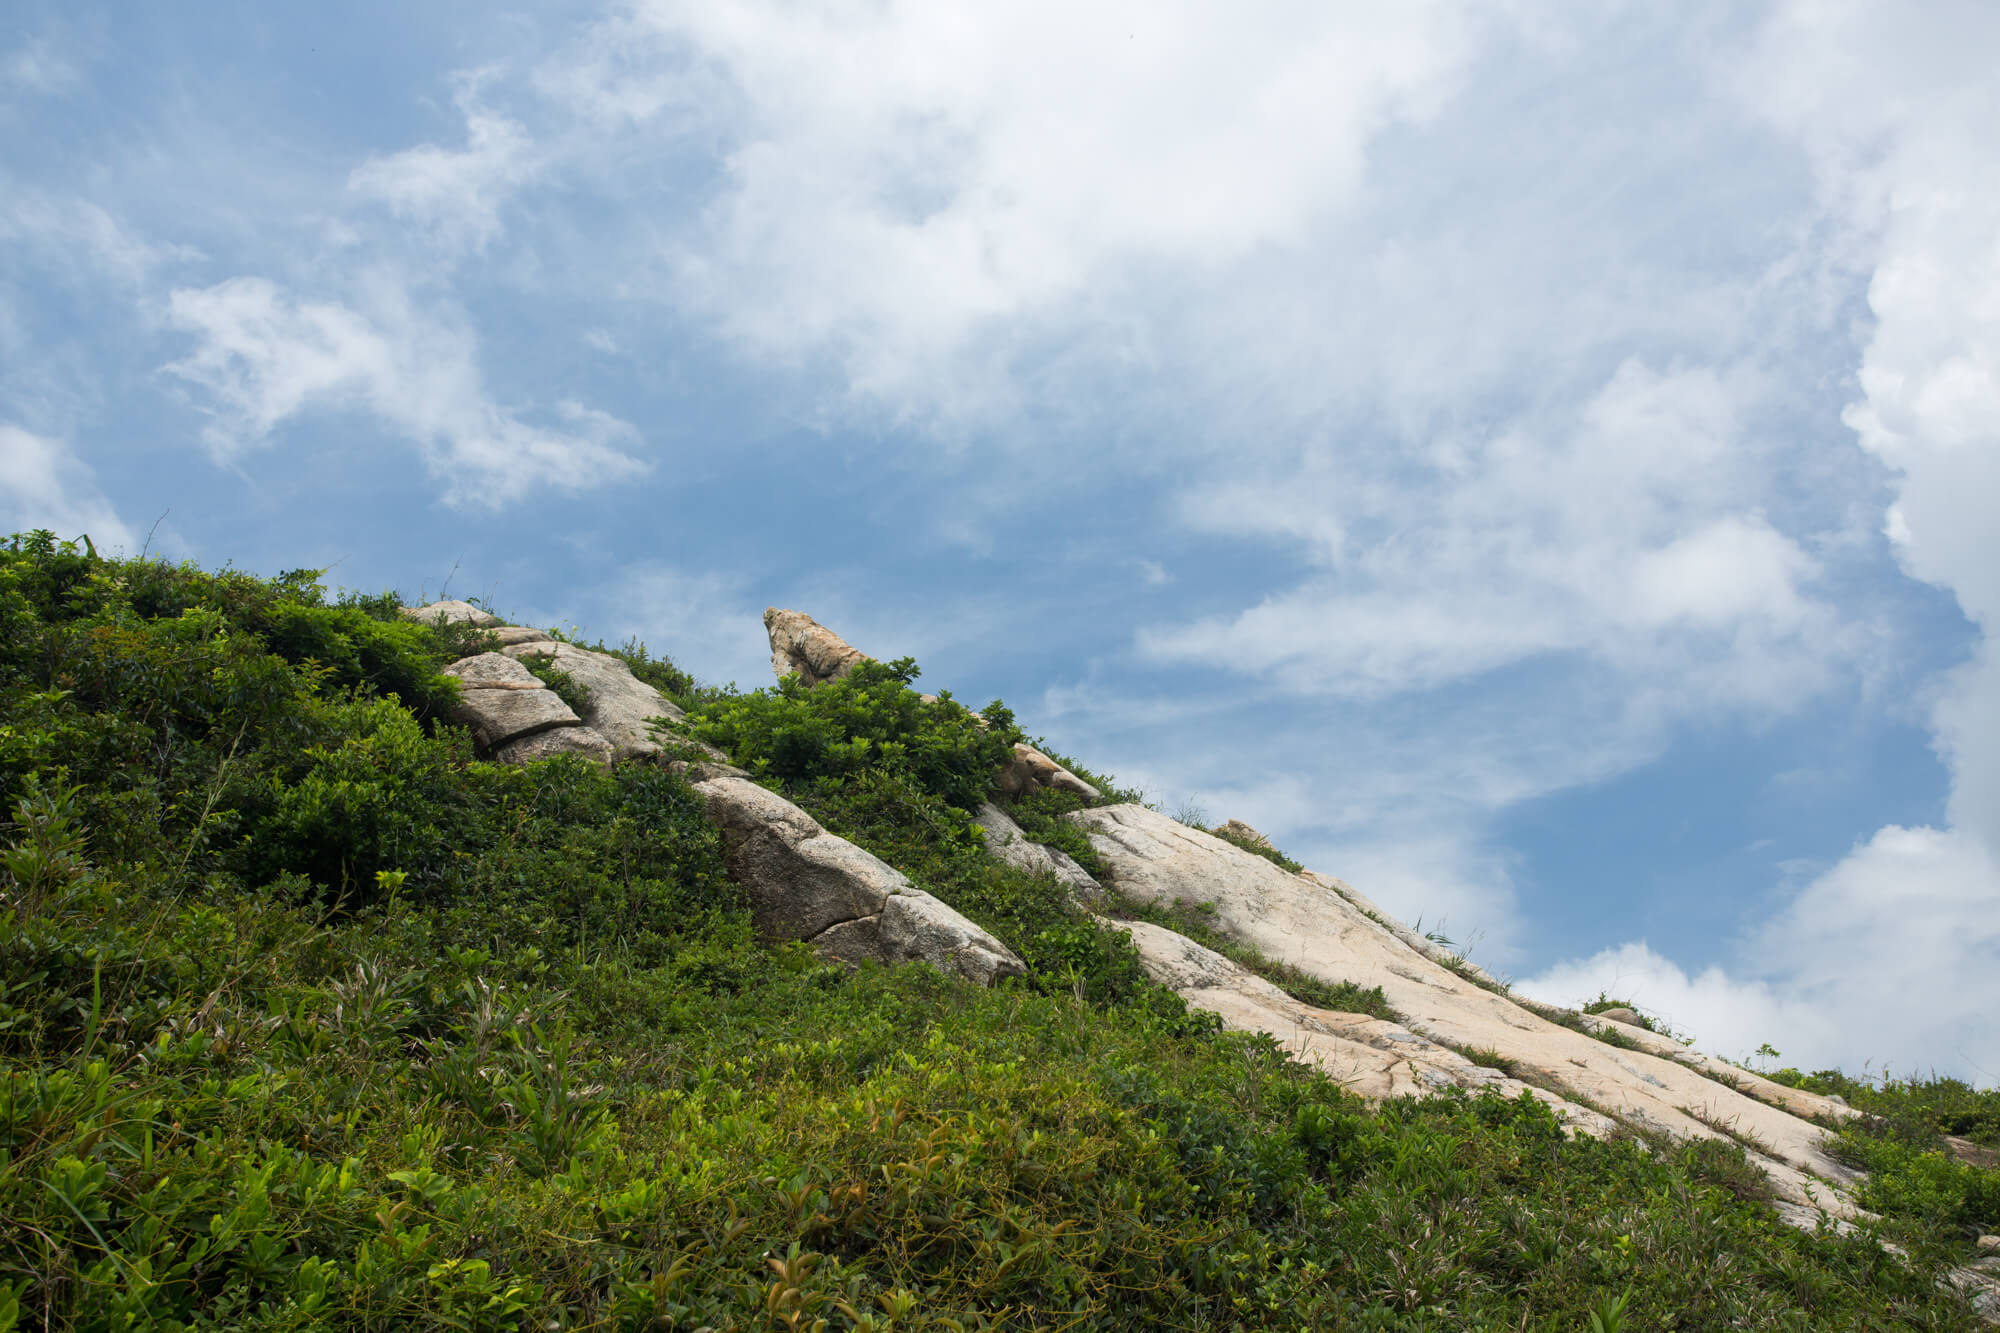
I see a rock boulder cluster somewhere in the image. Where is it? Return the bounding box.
[402,600,1023,988]
[405,598,2000,1306]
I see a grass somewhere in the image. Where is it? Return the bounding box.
[0,531,1993,1329]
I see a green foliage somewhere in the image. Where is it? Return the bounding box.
[0,533,1990,1330]
[692,657,1022,810]
[517,654,594,716]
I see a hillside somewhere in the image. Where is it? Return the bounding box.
[2,530,1998,1330]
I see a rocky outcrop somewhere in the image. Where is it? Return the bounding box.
[400,599,500,628]
[1114,919,1617,1128]
[972,802,1103,905]
[1072,801,1862,1219]
[693,773,1024,987]
[503,639,687,762]
[993,742,1100,801]
[439,652,601,757]
[764,608,870,687]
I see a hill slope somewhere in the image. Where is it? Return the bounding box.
[1,531,1996,1330]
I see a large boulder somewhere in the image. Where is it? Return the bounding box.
[502,640,686,762]
[401,599,501,628]
[764,608,870,687]
[492,726,615,766]
[1072,801,1862,1218]
[693,773,1024,987]
[972,802,1103,905]
[440,653,582,751]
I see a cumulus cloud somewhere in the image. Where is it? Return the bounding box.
[1523,0,2000,1081]
[0,425,137,553]
[162,274,646,508]
[551,0,1477,426]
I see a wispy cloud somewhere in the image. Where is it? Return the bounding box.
[348,76,540,257]
[162,274,646,508]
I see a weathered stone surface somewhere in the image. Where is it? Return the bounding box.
[764,608,870,687]
[492,725,615,766]
[401,599,501,628]
[816,887,1026,988]
[493,626,553,646]
[1299,869,1502,987]
[440,653,580,750]
[1072,802,1862,1217]
[972,803,1103,905]
[503,640,686,761]
[692,774,1024,985]
[994,743,1100,801]
[1595,1006,1644,1026]
[1113,919,1617,1129]
[1216,819,1273,850]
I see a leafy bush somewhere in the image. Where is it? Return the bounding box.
[691,657,1021,810]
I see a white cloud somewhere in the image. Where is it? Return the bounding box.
[162,274,646,508]
[1522,821,2000,1079]
[1518,0,2000,1082]
[1140,360,1839,711]
[0,183,193,286]
[562,0,1477,426]
[0,425,137,553]
[348,78,539,255]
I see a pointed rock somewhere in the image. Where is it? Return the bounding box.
[764,608,870,687]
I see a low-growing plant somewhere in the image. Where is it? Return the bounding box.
[1,532,1992,1331]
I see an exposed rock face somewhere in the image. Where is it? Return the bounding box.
[493,626,552,647]
[1594,1005,1645,1026]
[973,802,1103,905]
[1114,919,1617,1129]
[994,742,1100,801]
[693,773,1024,987]
[503,639,687,762]
[400,599,500,628]
[440,652,584,752]
[492,726,615,766]
[1071,802,1862,1219]
[764,608,870,687]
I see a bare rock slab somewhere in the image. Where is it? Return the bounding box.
[492,725,615,767]
[693,774,1024,986]
[1072,801,1861,1217]
[503,640,686,761]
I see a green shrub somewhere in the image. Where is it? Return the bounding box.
[691,657,1021,810]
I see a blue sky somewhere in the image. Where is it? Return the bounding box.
[5,2,1997,1081]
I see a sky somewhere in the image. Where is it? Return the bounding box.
[4,2,1996,1082]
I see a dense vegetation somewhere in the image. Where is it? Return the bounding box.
[0,531,1994,1330]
